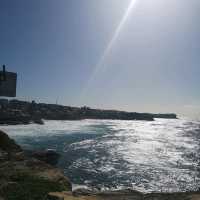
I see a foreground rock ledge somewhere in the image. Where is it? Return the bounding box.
[0,130,71,200]
[48,190,200,200]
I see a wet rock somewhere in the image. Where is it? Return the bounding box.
[32,149,60,166]
[32,118,44,125]
[73,188,94,196]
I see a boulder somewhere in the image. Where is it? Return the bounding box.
[73,188,94,196]
[32,117,44,125]
[32,149,60,166]
[0,130,22,152]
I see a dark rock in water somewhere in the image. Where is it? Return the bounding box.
[73,188,94,196]
[0,130,22,152]
[32,149,60,166]
[32,118,44,125]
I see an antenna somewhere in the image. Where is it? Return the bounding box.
[0,65,17,97]
[0,65,6,83]
[3,65,6,81]
[56,97,59,105]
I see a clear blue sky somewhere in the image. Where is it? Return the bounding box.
[0,0,199,118]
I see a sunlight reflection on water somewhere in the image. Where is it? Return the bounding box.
[1,118,200,192]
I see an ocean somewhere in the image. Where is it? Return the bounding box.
[0,118,200,193]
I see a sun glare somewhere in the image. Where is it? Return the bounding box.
[81,0,137,98]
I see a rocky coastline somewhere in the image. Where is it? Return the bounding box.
[0,130,199,200]
[0,99,177,125]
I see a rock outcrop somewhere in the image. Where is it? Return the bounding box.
[0,130,22,153]
[47,190,200,200]
[31,149,60,166]
[0,130,71,200]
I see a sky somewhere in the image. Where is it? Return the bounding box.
[0,0,199,118]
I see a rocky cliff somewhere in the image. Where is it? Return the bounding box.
[0,99,177,125]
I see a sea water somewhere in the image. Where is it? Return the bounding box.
[1,118,200,192]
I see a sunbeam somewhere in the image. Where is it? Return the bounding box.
[81,0,138,99]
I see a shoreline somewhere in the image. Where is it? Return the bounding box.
[0,99,177,125]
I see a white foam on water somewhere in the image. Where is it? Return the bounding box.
[0,118,200,192]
